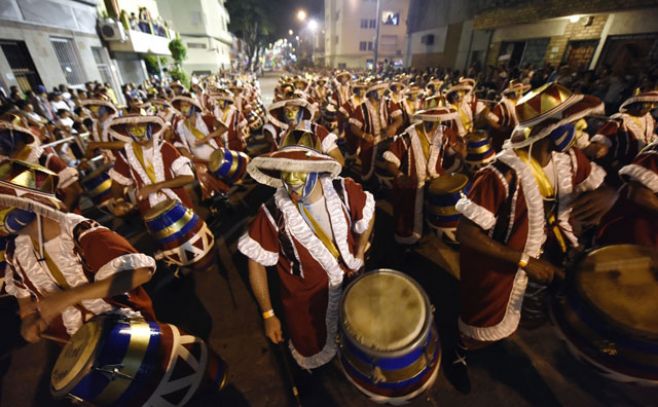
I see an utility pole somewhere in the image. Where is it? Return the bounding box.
[373,0,381,71]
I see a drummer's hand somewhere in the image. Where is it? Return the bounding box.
[37,292,73,325]
[20,313,47,343]
[264,316,284,344]
[524,258,565,283]
[137,184,159,201]
[571,186,618,225]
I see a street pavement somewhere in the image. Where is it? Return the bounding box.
[1,72,657,407]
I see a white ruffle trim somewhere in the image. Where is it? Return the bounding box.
[237,233,279,267]
[171,155,194,177]
[619,163,658,193]
[554,151,578,248]
[455,198,496,231]
[57,167,79,189]
[575,160,606,193]
[96,253,156,281]
[322,132,338,154]
[382,150,401,168]
[108,168,134,186]
[590,134,612,148]
[353,189,375,235]
[289,283,340,369]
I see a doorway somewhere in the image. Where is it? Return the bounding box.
[0,40,42,92]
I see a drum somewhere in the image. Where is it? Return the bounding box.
[425,173,471,243]
[81,165,113,207]
[51,316,228,406]
[374,139,395,189]
[551,245,658,385]
[208,148,250,186]
[143,199,215,268]
[339,269,441,404]
[464,131,495,172]
[246,110,264,133]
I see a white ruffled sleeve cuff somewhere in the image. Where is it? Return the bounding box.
[575,161,606,193]
[353,191,375,234]
[382,151,401,168]
[322,132,338,154]
[237,233,279,266]
[57,167,79,189]
[171,155,194,177]
[95,253,156,281]
[456,197,497,231]
[620,163,658,193]
[108,168,134,186]
[590,134,612,148]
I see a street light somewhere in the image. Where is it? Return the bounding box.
[288,29,294,36]
[307,19,318,32]
[296,9,307,22]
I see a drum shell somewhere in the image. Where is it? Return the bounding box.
[208,148,249,185]
[143,200,214,267]
[339,270,441,401]
[465,136,496,170]
[81,168,113,207]
[425,177,471,230]
[551,245,658,385]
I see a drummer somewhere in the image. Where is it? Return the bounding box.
[211,90,249,152]
[238,145,374,370]
[448,83,613,392]
[0,160,156,343]
[349,81,403,183]
[383,107,463,244]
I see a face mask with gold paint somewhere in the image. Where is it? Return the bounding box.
[180,102,194,117]
[127,123,152,143]
[281,171,318,203]
[283,105,302,125]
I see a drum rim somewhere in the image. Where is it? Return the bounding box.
[142,199,178,221]
[428,173,469,194]
[340,269,434,358]
[51,317,105,397]
[573,244,658,339]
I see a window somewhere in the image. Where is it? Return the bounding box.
[187,42,207,49]
[50,37,84,85]
[359,41,367,51]
[360,19,368,29]
[368,41,374,51]
[369,19,376,29]
[382,11,400,25]
[91,46,112,85]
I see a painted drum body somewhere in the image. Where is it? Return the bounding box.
[551,245,658,386]
[339,269,441,404]
[208,148,250,186]
[464,132,496,172]
[81,165,113,207]
[143,199,215,268]
[425,173,471,231]
[50,316,228,406]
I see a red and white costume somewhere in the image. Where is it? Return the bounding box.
[4,214,156,340]
[383,111,461,244]
[349,98,402,180]
[456,147,605,341]
[213,103,248,152]
[597,142,658,249]
[487,96,518,151]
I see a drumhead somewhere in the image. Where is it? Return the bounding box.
[576,245,658,337]
[342,269,428,352]
[428,173,468,194]
[142,199,177,221]
[51,319,104,395]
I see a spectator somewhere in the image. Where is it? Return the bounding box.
[50,92,70,113]
[29,85,54,122]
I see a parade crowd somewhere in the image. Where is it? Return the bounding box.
[0,58,656,404]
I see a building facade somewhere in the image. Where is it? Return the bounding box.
[324,0,410,69]
[0,0,111,93]
[156,0,232,75]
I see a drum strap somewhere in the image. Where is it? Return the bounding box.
[131,143,157,184]
[491,161,517,245]
[31,238,70,290]
[184,118,207,141]
[299,204,341,259]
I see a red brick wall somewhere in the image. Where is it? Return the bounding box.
[545,14,608,65]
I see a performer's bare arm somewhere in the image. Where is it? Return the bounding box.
[355,214,375,264]
[248,260,284,344]
[20,267,152,342]
[457,218,564,283]
[385,115,403,137]
[328,147,345,167]
[350,123,370,142]
[571,184,618,224]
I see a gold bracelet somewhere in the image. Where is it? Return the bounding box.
[518,253,530,269]
[262,309,275,320]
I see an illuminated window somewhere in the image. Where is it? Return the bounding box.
[382,11,400,26]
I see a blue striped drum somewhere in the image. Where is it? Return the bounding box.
[51,316,228,406]
[81,165,113,207]
[143,199,215,268]
[339,269,441,403]
[464,131,495,172]
[208,148,250,185]
[551,245,658,385]
[426,174,471,242]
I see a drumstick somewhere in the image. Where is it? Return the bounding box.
[277,343,302,407]
[40,334,68,345]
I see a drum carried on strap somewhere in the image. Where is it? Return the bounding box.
[143,199,215,269]
[425,173,471,243]
[464,131,495,173]
[51,315,228,406]
[551,244,658,385]
[208,148,250,186]
[339,269,441,404]
[81,164,113,207]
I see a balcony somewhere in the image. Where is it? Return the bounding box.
[100,18,175,56]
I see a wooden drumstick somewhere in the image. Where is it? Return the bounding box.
[277,343,302,407]
[40,334,68,345]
